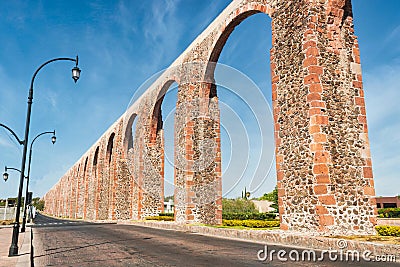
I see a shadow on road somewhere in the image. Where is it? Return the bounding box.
[34,237,147,259]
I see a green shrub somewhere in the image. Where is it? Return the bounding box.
[378,208,400,218]
[145,216,174,221]
[223,219,280,228]
[223,198,257,213]
[158,213,174,217]
[222,212,277,220]
[0,220,14,225]
[375,225,400,237]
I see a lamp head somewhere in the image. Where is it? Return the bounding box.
[3,172,8,182]
[72,66,81,83]
[51,135,56,144]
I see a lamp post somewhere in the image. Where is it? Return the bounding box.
[21,130,56,232]
[3,166,25,182]
[0,124,24,145]
[8,56,81,257]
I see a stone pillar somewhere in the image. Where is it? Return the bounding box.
[175,79,222,225]
[136,99,165,220]
[274,0,376,235]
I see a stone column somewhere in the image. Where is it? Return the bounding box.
[175,78,222,225]
[274,0,376,235]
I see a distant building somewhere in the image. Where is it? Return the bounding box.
[251,200,275,213]
[375,196,400,208]
[164,199,174,213]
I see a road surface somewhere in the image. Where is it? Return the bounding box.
[31,213,399,266]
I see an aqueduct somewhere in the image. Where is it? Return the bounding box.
[43,0,377,235]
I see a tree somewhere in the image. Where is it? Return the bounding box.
[32,197,45,211]
[164,195,174,202]
[259,186,278,213]
[222,198,257,213]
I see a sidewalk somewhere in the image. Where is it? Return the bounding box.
[0,225,32,267]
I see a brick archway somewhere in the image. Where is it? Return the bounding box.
[44,0,376,236]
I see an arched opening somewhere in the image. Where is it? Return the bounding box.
[123,113,138,219]
[160,81,179,214]
[98,133,115,220]
[74,164,80,218]
[92,146,99,219]
[148,80,179,216]
[106,133,115,164]
[209,12,276,214]
[81,157,88,219]
[124,113,138,155]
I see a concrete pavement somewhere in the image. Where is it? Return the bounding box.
[0,224,32,267]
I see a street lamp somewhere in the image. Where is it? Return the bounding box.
[8,56,81,257]
[21,130,56,232]
[0,124,24,182]
[3,172,9,182]
[3,166,24,181]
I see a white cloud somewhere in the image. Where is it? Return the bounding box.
[142,0,183,70]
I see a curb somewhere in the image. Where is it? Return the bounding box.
[124,221,400,262]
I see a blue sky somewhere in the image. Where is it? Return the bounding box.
[0,0,399,199]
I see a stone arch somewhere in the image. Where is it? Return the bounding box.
[149,80,178,144]
[137,79,179,219]
[91,146,100,219]
[74,164,80,218]
[82,157,89,218]
[201,6,273,223]
[95,134,115,220]
[106,133,115,164]
[43,0,377,235]
[123,113,137,156]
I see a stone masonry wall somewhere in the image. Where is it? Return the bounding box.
[43,0,376,235]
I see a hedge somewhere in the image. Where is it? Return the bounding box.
[378,208,400,218]
[145,216,174,221]
[375,225,400,237]
[223,219,280,228]
[222,212,277,221]
[158,213,174,217]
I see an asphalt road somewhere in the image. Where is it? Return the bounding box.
[31,213,399,267]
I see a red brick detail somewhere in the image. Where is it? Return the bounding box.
[304,74,321,85]
[316,175,330,184]
[307,93,321,102]
[318,195,336,205]
[313,164,329,175]
[363,186,375,196]
[316,205,329,215]
[312,133,327,143]
[303,57,318,67]
[314,185,328,195]
[308,66,323,75]
[309,84,322,93]
[319,215,334,226]
[280,223,289,230]
[309,125,321,134]
[310,143,324,152]
[363,167,373,178]
[355,97,365,106]
[313,151,330,164]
